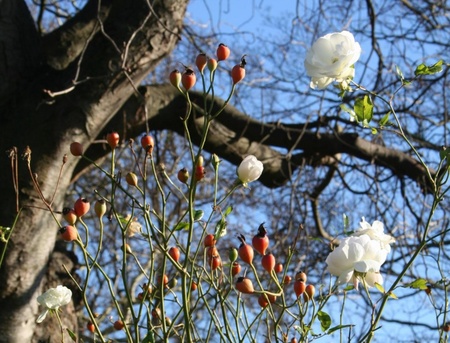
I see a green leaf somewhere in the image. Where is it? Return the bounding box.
[318,311,332,331]
[395,65,404,81]
[388,291,398,299]
[439,147,448,161]
[354,95,373,124]
[142,332,154,343]
[375,282,385,293]
[174,222,189,231]
[223,206,233,216]
[408,278,428,290]
[343,213,349,231]
[371,127,378,135]
[66,328,77,341]
[215,220,227,238]
[118,214,128,226]
[194,210,204,221]
[379,111,391,126]
[414,60,444,76]
[343,284,355,291]
[214,206,233,238]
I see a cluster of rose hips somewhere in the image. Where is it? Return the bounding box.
[169,43,247,92]
[176,155,206,185]
[59,197,90,241]
[87,317,125,334]
[293,271,315,302]
[66,130,156,233]
[204,233,222,270]
[59,196,108,238]
[70,131,155,158]
[220,223,316,304]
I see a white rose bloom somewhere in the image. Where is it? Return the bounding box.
[237,155,264,186]
[353,217,395,253]
[36,285,72,323]
[325,235,388,290]
[304,31,361,90]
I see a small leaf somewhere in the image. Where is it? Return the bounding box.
[388,291,398,299]
[318,311,332,331]
[395,65,404,81]
[66,328,77,342]
[409,278,428,290]
[294,325,305,335]
[414,60,444,76]
[354,95,374,124]
[439,147,448,161]
[371,127,378,135]
[215,220,227,238]
[218,226,227,237]
[379,111,391,126]
[343,213,349,231]
[374,282,385,293]
[223,206,233,216]
[343,284,355,291]
[142,333,153,343]
[174,222,189,231]
[194,210,204,221]
[118,214,128,226]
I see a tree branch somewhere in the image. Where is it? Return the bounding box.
[76,84,435,193]
[42,0,113,70]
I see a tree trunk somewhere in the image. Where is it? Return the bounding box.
[0,0,188,341]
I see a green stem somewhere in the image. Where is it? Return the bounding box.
[54,310,65,343]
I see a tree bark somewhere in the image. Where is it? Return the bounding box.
[0,1,188,342]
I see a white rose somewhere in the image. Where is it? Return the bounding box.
[36,285,72,323]
[325,235,387,289]
[353,217,395,253]
[237,155,264,186]
[304,31,361,90]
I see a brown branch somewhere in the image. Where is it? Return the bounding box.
[310,161,340,242]
[75,84,435,193]
[42,0,113,70]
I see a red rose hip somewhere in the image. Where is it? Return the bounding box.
[74,198,90,217]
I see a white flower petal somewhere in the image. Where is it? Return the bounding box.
[354,259,382,273]
[304,31,361,90]
[353,217,395,251]
[337,268,354,285]
[36,285,72,323]
[36,310,49,324]
[344,237,366,261]
[364,272,384,287]
[325,224,394,289]
[237,155,264,184]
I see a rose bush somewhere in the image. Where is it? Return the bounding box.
[304,30,361,90]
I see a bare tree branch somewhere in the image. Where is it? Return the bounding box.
[76,84,435,193]
[42,0,113,70]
